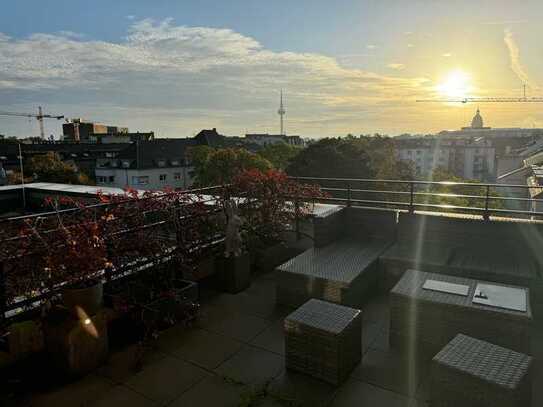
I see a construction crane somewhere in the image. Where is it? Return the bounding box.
[417,84,543,104]
[0,106,64,139]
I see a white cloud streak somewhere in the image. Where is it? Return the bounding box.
[387,63,405,70]
[503,28,533,87]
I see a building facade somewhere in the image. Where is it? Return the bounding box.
[62,118,129,142]
[396,136,496,181]
[244,133,304,147]
[438,108,543,157]
[95,139,196,190]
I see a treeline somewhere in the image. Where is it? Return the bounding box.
[189,135,502,209]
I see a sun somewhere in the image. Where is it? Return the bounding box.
[436,70,472,99]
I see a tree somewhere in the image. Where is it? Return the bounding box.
[286,138,374,179]
[257,143,301,169]
[357,135,414,181]
[14,152,92,185]
[418,168,504,210]
[187,145,215,170]
[192,148,273,186]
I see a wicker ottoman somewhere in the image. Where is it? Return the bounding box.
[431,334,532,407]
[284,299,361,385]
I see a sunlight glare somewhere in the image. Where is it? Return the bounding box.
[436,70,472,99]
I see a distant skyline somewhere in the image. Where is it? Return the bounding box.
[1,0,543,138]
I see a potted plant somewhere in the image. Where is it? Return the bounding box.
[28,196,110,318]
[216,198,251,293]
[228,169,325,273]
[50,205,108,317]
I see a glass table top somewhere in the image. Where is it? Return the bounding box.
[472,283,527,312]
[422,279,470,296]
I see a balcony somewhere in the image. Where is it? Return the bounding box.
[0,177,542,407]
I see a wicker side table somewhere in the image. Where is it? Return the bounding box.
[431,334,532,407]
[284,299,361,385]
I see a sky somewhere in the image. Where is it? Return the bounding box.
[1,0,543,138]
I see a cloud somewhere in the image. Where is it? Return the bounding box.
[366,44,377,49]
[442,53,452,57]
[387,63,405,70]
[126,15,136,20]
[503,28,534,87]
[57,30,86,40]
[407,43,414,48]
[483,19,528,26]
[0,19,432,136]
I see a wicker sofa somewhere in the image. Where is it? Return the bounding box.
[380,212,543,316]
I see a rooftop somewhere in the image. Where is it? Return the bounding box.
[5,268,541,407]
[1,178,542,407]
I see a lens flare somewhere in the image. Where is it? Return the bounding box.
[436,70,472,99]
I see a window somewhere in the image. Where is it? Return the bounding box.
[132,176,149,185]
[157,160,166,167]
[108,176,115,183]
[159,174,167,182]
[174,173,181,180]
[97,176,106,183]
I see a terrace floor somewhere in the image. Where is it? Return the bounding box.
[9,269,543,407]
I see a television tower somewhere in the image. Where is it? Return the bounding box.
[278,90,286,135]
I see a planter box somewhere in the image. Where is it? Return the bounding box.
[7,320,44,361]
[106,279,199,347]
[254,242,301,273]
[44,309,108,377]
[184,257,216,281]
[216,253,251,293]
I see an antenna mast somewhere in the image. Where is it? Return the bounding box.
[278,90,286,136]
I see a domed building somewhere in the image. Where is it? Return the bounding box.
[471,108,484,129]
[459,108,490,131]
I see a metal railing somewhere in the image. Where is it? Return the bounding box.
[0,185,228,323]
[2,176,542,323]
[291,176,543,220]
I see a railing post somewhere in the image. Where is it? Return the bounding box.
[347,182,352,207]
[104,239,113,283]
[409,182,415,214]
[483,185,490,221]
[0,261,5,326]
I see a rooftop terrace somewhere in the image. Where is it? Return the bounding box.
[4,268,541,407]
[1,176,542,407]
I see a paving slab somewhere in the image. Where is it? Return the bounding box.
[123,354,209,403]
[268,369,338,407]
[169,374,247,407]
[24,374,114,407]
[250,319,285,355]
[351,348,430,397]
[198,304,271,342]
[330,379,411,407]
[215,345,284,385]
[96,344,167,383]
[169,328,244,369]
[362,294,390,324]
[361,321,383,354]
[90,385,157,407]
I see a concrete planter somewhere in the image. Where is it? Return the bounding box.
[253,242,301,273]
[62,281,103,317]
[216,253,251,293]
